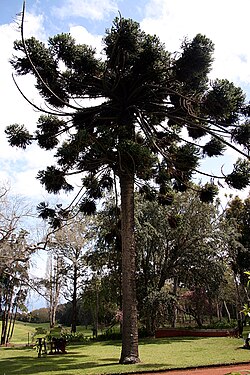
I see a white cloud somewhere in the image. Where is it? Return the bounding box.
[69,25,103,57]
[53,0,119,21]
[0,14,52,201]
[0,13,46,128]
[140,0,250,201]
[141,0,250,89]
[1,0,250,208]
[22,12,46,41]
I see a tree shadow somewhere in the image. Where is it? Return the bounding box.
[0,336,231,374]
[89,336,207,348]
[0,348,122,375]
[0,354,172,375]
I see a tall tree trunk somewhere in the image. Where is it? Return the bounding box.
[1,290,12,345]
[1,311,6,345]
[95,280,99,338]
[223,300,231,322]
[233,272,243,319]
[9,306,17,342]
[171,276,178,328]
[119,172,140,364]
[48,254,62,328]
[71,264,77,333]
[6,304,14,343]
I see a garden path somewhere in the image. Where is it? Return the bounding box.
[132,362,250,375]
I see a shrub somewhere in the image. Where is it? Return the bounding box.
[204,320,237,329]
[61,332,88,343]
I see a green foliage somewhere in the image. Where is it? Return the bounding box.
[204,79,245,123]
[49,33,100,79]
[199,183,218,203]
[133,190,226,331]
[32,326,48,341]
[79,199,96,215]
[204,319,238,329]
[0,220,32,345]
[203,138,226,157]
[173,144,200,174]
[118,140,157,179]
[30,308,50,323]
[36,115,65,150]
[225,159,250,189]
[61,331,87,342]
[36,201,56,220]
[7,12,250,363]
[232,121,250,150]
[241,272,250,317]
[139,185,157,201]
[224,196,250,287]
[158,192,174,206]
[37,166,74,193]
[104,17,170,85]
[5,124,32,149]
[98,330,122,341]
[175,33,214,93]
[12,37,68,107]
[142,289,175,330]
[37,202,71,228]
[8,16,250,207]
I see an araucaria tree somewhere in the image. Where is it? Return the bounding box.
[6,3,250,363]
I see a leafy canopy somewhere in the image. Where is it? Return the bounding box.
[6,14,250,223]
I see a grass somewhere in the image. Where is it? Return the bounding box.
[1,322,250,374]
[10,321,50,344]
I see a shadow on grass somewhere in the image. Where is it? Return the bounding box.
[0,347,172,375]
[87,335,208,348]
[0,356,170,375]
[0,337,233,375]
[0,348,121,375]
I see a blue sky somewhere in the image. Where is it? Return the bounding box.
[2,0,250,197]
[1,0,250,308]
[0,0,147,35]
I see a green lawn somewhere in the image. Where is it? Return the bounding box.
[1,322,250,374]
[10,321,50,344]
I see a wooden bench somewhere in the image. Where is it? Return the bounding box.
[48,327,67,355]
[34,326,67,357]
[36,337,47,357]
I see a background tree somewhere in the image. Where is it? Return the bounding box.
[29,307,50,323]
[223,195,250,315]
[225,196,250,279]
[0,184,34,345]
[215,268,238,323]
[135,190,226,332]
[179,288,214,328]
[0,230,31,345]
[6,5,250,362]
[87,198,122,313]
[0,184,33,273]
[43,251,64,328]
[47,214,92,333]
[87,190,231,332]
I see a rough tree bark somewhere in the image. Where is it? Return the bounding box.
[71,263,77,333]
[119,172,140,364]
